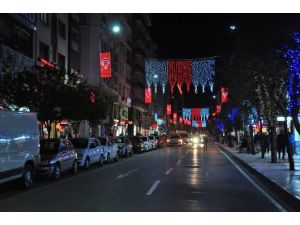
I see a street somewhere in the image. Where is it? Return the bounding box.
[0,145,285,212]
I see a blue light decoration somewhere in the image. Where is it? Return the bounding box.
[192,120,198,128]
[145,59,168,94]
[216,119,224,132]
[183,108,192,120]
[284,32,300,113]
[228,108,238,123]
[202,121,207,128]
[201,108,209,121]
[154,112,158,122]
[192,59,215,93]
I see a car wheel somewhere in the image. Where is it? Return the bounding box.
[98,155,104,166]
[52,164,61,180]
[107,153,111,164]
[21,164,33,189]
[115,152,119,162]
[84,158,90,170]
[72,160,78,174]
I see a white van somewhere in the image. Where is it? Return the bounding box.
[0,111,40,188]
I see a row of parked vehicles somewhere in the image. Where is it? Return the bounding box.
[0,111,160,189]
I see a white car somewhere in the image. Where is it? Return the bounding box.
[0,111,40,188]
[71,138,104,169]
[98,137,119,163]
[148,136,157,149]
[141,136,152,151]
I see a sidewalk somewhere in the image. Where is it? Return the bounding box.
[218,144,300,202]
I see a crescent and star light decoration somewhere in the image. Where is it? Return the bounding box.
[145,58,215,95]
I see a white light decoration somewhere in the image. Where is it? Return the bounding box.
[145,59,168,93]
[192,59,215,93]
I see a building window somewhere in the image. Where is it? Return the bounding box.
[58,53,66,71]
[13,25,33,58]
[40,13,49,25]
[58,20,66,39]
[39,41,49,60]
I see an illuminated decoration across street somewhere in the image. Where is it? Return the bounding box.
[179,117,183,124]
[192,59,215,93]
[166,104,172,115]
[100,52,112,78]
[216,105,222,114]
[192,108,201,120]
[145,59,168,93]
[284,32,300,113]
[145,88,152,104]
[201,108,209,121]
[173,112,177,122]
[39,58,55,68]
[183,108,191,120]
[228,108,238,122]
[145,58,215,94]
[216,119,225,132]
[221,87,229,103]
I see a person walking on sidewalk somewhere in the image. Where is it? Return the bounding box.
[276,130,287,160]
[261,133,269,158]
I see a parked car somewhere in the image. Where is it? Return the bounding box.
[148,136,157,149]
[115,136,133,157]
[98,137,119,163]
[167,134,183,146]
[141,136,152,151]
[38,139,78,180]
[70,138,104,169]
[0,111,40,188]
[129,136,144,153]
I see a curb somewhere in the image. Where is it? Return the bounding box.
[218,145,300,212]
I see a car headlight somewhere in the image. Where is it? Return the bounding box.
[167,139,170,143]
[192,137,199,144]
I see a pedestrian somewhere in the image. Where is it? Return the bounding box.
[261,133,269,158]
[289,132,295,156]
[237,135,248,153]
[276,130,287,160]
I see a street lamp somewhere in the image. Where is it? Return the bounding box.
[229,25,236,31]
[112,24,121,34]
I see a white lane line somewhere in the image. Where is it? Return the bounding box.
[176,159,181,166]
[116,168,139,179]
[146,180,161,196]
[165,168,174,176]
[219,148,287,212]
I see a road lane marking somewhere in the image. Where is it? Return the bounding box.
[165,168,173,176]
[176,159,181,166]
[219,148,287,212]
[146,180,161,196]
[116,169,139,180]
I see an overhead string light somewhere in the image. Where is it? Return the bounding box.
[192,59,215,94]
[145,59,168,93]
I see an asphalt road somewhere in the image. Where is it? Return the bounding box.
[0,144,286,211]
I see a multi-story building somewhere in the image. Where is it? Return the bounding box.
[128,14,158,136]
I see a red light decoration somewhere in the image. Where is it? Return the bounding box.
[169,119,173,124]
[151,124,158,129]
[212,112,216,117]
[145,88,152,103]
[197,120,202,127]
[166,104,172,115]
[100,52,112,78]
[39,58,55,68]
[185,120,191,126]
[173,112,177,122]
[221,87,229,103]
[167,60,192,94]
[179,117,183,124]
[192,108,201,120]
[216,105,222,114]
[89,91,96,104]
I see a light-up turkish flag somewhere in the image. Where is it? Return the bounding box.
[166,104,171,115]
[145,88,152,103]
[100,52,112,78]
[173,113,177,122]
[221,87,229,103]
[216,105,222,114]
[179,117,183,124]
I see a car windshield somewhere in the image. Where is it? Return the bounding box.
[98,137,107,146]
[170,135,180,139]
[40,140,60,154]
[115,137,125,143]
[70,139,88,148]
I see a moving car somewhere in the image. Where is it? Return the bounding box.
[191,135,205,149]
[167,134,183,146]
[38,139,78,180]
[70,138,104,169]
[98,137,119,163]
[115,136,133,157]
[129,136,144,153]
[0,111,40,188]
